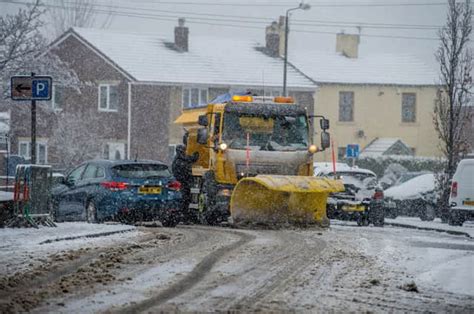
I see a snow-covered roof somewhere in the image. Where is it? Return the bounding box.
[290,50,438,86]
[313,162,376,177]
[65,28,315,90]
[360,138,412,158]
[384,173,435,200]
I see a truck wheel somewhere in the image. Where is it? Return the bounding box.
[200,172,222,225]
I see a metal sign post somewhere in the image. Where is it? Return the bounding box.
[11,74,52,164]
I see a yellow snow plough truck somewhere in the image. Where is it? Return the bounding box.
[174,94,344,227]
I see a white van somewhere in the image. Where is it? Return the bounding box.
[448,158,474,226]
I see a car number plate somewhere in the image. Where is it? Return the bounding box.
[463,200,474,206]
[138,186,161,194]
[341,204,365,212]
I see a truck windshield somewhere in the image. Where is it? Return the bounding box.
[222,112,308,151]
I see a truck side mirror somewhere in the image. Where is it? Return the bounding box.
[320,118,330,130]
[198,115,208,126]
[197,128,208,144]
[321,131,330,150]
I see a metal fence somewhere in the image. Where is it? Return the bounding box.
[10,165,55,228]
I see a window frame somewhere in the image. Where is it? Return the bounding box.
[51,85,63,111]
[98,84,119,112]
[18,140,48,164]
[401,93,417,123]
[182,86,208,109]
[338,91,354,122]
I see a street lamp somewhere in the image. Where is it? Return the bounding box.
[283,2,311,96]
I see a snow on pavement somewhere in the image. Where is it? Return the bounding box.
[386,216,474,237]
[0,222,142,275]
[332,221,474,297]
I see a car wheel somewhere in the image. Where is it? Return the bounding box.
[357,214,369,226]
[448,210,463,226]
[162,214,179,227]
[420,203,436,221]
[86,201,98,223]
[49,200,60,222]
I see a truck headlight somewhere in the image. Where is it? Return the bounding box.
[219,143,228,151]
[308,144,318,154]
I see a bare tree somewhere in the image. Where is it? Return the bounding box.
[49,110,103,169]
[0,0,44,74]
[433,0,473,220]
[48,0,114,37]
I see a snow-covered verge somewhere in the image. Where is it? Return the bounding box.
[0,222,141,275]
[386,216,474,237]
[331,221,474,297]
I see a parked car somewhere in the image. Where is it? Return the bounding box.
[448,158,474,226]
[314,162,384,226]
[383,172,437,221]
[51,160,183,227]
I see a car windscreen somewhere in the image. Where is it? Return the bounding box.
[327,171,377,189]
[112,164,171,179]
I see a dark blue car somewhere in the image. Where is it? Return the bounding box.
[51,160,183,227]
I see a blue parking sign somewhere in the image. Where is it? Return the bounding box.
[32,79,50,98]
[346,144,360,158]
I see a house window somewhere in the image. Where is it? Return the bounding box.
[339,91,354,122]
[98,84,118,111]
[102,142,125,160]
[18,141,48,164]
[51,85,63,111]
[338,147,346,160]
[182,87,208,108]
[0,134,9,152]
[402,93,416,123]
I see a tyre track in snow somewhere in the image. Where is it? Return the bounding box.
[163,228,327,312]
[114,227,255,314]
[0,227,187,313]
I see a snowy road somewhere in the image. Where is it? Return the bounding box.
[0,223,473,313]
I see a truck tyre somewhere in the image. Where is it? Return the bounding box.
[200,172,222,225]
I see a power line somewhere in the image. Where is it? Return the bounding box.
[4,0,441,41]
[103,0,449,8]
[8,0,444,30]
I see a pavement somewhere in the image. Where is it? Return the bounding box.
[386,217,474,238]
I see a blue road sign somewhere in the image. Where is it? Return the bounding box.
[32,79,50,98]
[346,144,360,158]
[11,76,52,101]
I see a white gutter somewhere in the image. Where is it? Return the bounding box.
[127,82,132,159]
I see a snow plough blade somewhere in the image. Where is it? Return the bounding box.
[230,175,344,227]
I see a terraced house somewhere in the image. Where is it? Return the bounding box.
[5,19,315,169]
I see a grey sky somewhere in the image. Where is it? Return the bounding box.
[0,0,464,68]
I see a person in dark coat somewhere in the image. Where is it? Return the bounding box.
[172,145,199,222]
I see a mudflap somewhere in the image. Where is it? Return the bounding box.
[230,175,344,227]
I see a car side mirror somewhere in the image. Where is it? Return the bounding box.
[65,177,75,186]
[198,115,208,126]
[321,131,330,150]
[320,118,330,130]
[197,128,208,144]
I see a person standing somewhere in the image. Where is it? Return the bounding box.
[172,145,199,223]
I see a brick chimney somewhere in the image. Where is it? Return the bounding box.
[175,18,189,52]
[265,16,286,57]
[336,33,359,58]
